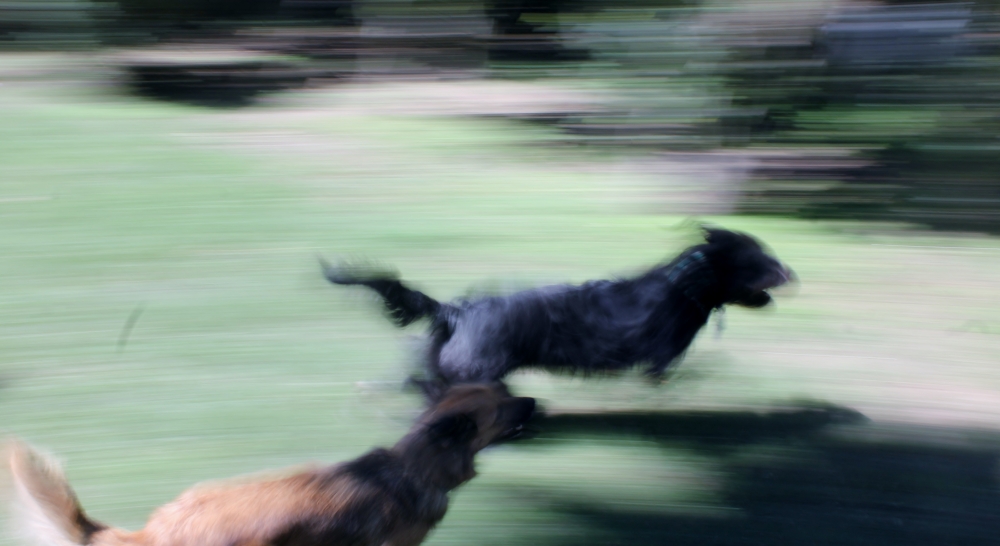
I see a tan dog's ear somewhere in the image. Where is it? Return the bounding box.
[488,381,512,397]
[427,414,478,448]
[407,377,450,404]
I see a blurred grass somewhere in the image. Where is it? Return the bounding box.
[2,53,1000,544]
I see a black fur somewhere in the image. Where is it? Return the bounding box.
[325,227,792,386]
[323,261,440,327]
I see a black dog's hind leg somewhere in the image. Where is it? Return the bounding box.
[406,324,457,403]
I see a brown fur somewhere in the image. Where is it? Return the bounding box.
[4,384,535,546]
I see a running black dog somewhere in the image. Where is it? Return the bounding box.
[325,228,792,391]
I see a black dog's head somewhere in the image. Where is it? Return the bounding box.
[698,227,793,308]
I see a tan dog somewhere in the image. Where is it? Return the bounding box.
[5,383,535,546]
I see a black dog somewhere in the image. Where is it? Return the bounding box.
[325,228,792,390]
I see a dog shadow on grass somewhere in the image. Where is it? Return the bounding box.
[522,404,1000,546]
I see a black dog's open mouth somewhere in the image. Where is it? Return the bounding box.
[739,266,795,308]
[738,290,774,308]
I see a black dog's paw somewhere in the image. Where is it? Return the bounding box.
[643,368,670,386]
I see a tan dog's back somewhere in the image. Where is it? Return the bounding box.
[98,471,359,546]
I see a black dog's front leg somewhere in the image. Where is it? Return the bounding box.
[644,349,688,384]
[643,364,670,384]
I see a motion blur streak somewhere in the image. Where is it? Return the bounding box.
[2,1,1000,545]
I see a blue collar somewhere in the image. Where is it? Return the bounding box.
[667,250,715,316]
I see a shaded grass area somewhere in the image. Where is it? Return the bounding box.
[535,409,1000,546]
[2,54,1000,545]
[434,406,1000,545]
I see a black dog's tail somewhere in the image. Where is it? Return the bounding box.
[321,259,442,327]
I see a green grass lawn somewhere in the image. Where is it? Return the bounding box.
[3,53,1000,546]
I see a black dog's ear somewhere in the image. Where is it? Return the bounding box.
[702,226,743,246]
[428,413,478,448]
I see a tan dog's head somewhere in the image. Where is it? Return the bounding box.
[395,382,536,489]
[420,382,536,452]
